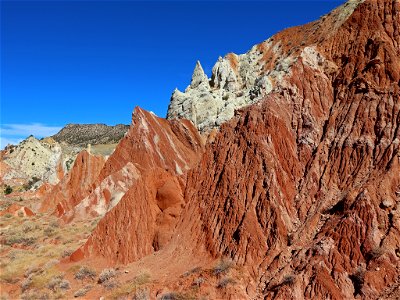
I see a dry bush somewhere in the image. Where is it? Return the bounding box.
[217,277,235,289]
[74,266,96,281]
[98,268,116,284]
[108,273,150,299]
[21,289,50,300]
[192,277,204,287]
[74,285,92,297]
[213,259,233,275]
[47,275,70,291]
[182,267,202,277]
[160,292,195,300]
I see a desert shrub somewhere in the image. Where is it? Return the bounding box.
[47,276,70,291]
[8,250,21,260]
[108,273,150,299]
[22,221,40,233]
[23,177,40,191]
[217,277,235,289]
[74,266,96,281]
[21,289,50,300]
[74,285,92,297]
[21,276,33,291]
[43,227,56,237]
[49,220,60,228]
[132,288,150,300]
[192,277,204,287]
[25,266,41,278]
[102,279,118,290]
[160,292,195,300]
[4,235,37,246]
[213,259,233,275]
[160,292,180,300]
[3,213,13,218]
[0,271,19,284]
[62,249,74,258]
[98,268,116,284]
[4,185,13,195]
[182,267,201,277]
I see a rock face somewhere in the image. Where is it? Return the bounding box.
[70,107,204,263]
[0,136,64,185]
[167,0,400,298]
[39,150,106,215]
[52,123,129,147]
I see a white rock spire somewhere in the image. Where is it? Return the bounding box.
[190,61,209,88]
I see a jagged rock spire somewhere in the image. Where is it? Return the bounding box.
[190,61,208,88]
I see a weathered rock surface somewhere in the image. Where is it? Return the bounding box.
[69,107,204,262]
[166,0,400,298]
[39,150,106,215]
[0,136,64,185]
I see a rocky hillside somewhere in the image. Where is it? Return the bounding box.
[1,124,128,191]
[52,123,129,147]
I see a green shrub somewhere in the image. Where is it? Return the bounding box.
[4,185,12,195]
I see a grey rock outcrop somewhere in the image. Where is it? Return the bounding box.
[166,43,292,132]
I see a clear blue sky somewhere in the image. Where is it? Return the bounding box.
[1,0,343,148]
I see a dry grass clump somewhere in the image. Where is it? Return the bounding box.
[21,289,50,300]
[74,266,97,281]
[217,277,235,289]
[47,275,70,291]
[108,273,150,299]
[74,285,92,298]
[213,258,233,275]
[160,291,196,300]
[98,268,117,284]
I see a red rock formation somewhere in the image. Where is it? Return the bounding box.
[62,107,203,222]
[0,204,35,217]
[39,150,106,215]
[66,1,399,298]
[70,107,204,262]
[168,0,400,298]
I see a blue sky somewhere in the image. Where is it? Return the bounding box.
[1,0,343,148]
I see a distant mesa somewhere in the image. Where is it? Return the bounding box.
[51,123,129,147]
